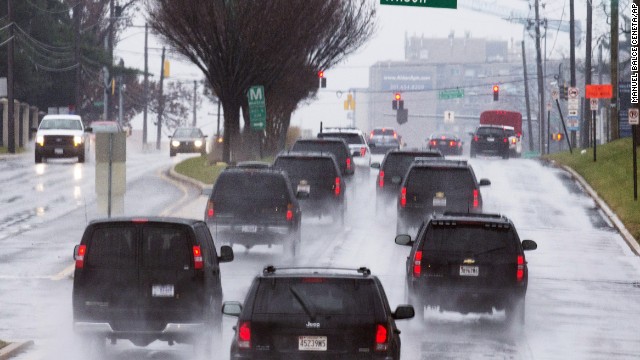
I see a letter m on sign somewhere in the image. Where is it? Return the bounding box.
[249,86,263,102]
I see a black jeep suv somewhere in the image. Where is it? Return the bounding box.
[205,166,302,256]
[72,217,234,355]
[395,212,537,325]
[273,151,346,226]
[222,266,414,359]
[470,125,511,159]
[396,159,490,236]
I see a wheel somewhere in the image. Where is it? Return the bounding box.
[502,150,509,159]
[35,152,42,163]
[78,153,85,163]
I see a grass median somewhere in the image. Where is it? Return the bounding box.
[0,340,7,350]
[174,155,227,185]
[544,137,640,242]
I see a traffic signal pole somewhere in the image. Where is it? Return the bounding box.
[555,98,573,154]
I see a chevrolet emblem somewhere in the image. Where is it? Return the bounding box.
[463,258,475,264]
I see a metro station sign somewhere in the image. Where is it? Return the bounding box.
[380,0,457,9]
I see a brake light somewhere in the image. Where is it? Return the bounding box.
[511,138,516,144]
[429,140,437,146]
[503,137,508,143]
[360,147,366,156]
[516,255,525,282]
[400,187,406,207]
[449,140,456,147]
[378,170,385,188]
[238,321,251,349]
[374,324,388,351]
[412,250,422,277]
[75,245,86,269]
[193,246,203,270]
[473,189,479,208]
[286,204,293,221]
[206,200,215,218]
[393,132,397,139]
[346,158,351,171]
[473,135,479,142]
[334,177,341,196]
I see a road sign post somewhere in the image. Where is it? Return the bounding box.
[590,99,598,162]
[630,108,639,201]
[555,98,573,154]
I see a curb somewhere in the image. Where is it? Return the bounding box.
[0,340,34,360]
[167,166,209,193]
[545,159,640,256]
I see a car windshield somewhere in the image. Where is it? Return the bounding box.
[476,127,505,136]
[421,224,517,255]
[383,153,442,178]
[406,167,476,197]
[174,128,201,137]
[318,133,362,145]
[253,278,377,315]
[273,157,337,184]
[212,172,290,206]
[40,119,82,130]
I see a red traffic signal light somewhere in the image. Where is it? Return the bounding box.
[394,93,401,101]
[492,85,499,101]
[318,70,324,78]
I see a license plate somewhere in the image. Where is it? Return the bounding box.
[432,197,447,207]
[54,148,63,155]
[241,225,257,233]
[459,266,479,276]
[151,284,174,297]
[297,184,310,193]
[439,141,447,145]
[298,336,327,351]
[487,137,495,142]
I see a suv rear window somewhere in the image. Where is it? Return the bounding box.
[291,141,347,162]
[384,153,442,178]
[142,226,191,269]
[86,226,136,269]
[253,278,376,315]
[476,127,505,136]
[213,172,290,206]
[406,167,475,196]
[274,157,337,183]
[318,133,362,145]
[421,223,517,255]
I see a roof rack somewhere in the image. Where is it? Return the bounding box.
[413,159,467,166]
[263,265,371,276]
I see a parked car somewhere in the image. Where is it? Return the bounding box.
[204,166,302,256]
[72,217,234,356]
[169,127,208,157]
[427,133,463,155]
[222,265,414,359]
[273,151,346,226]
[33,114,90,163]
[396,212,537,326]
[396,159,490,236]
[469,125,511,159]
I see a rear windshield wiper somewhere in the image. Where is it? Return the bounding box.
[289,286,316,322]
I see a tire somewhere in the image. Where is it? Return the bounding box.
[35,152,42,164]
[502,150,509,160]
[78,153,85,163]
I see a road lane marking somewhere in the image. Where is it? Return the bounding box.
[51,263,75,281]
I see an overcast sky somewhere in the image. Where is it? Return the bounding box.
[116,0,615,133]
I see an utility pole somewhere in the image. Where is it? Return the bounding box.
[610,0,619,140]
[156,47,166,150]
[7,0,15,153]
[107,0,115,120]
[143,23,148,146]
[570,0,577,147]
[74,2,82,117]
[522,40,534,152]
[534,0,545,154]
[192,80,197,127]
[582,0,593,148]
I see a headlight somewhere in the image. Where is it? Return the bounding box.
[74,136,83,146]
[36,135,44,146]
[194,140,203,148]
[171,140,180,147]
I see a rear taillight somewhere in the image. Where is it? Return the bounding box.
[378,170,385,188]
[286,204,293,221]
[412,250,422,277]
[334,177,341,196]
[74,245,86,269]
[360,147,367,156]
[473,135,479,142]
[430,140,437,146]
[375,324,388,351]
[206,200,215,218]
[193,246,203,270]
[346,158,351,171]
[511,138,516,144]
[473,189,479,208]
[449,140,456,147]
[238,321,251,349]
[516,255,525,282]
[503,137,508,143]
[400,187,406,207]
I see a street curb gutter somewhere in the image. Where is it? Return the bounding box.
[168,166,208,193]
[0,340,34,360]
[547,160,640,256]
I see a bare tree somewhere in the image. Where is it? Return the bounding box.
[146,0,376,162]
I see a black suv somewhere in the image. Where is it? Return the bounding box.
[222,266,414,359]
[470,125,510,159]
[291,138,355,177]
[396,160,490,235]
[205,166,302,256]
[371,149,443,213]
[273,152,346,225]
[72,217,234,354]
[395,212,537,325]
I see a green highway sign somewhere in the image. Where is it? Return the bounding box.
[380,0,457,9]
[248,85,266,131]
[438,88,464,100]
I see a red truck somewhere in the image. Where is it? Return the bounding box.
[479,110,523,137]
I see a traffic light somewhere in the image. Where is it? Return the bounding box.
[392,93,404,110]
[560,84,568,100]
[318,70,326,88]
[492,85,499,101]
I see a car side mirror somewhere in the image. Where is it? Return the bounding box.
[218,245,234,263]
[370,162,380,169]
[393,305,415,320]
[522,239,537,251]
[394,234,413,246]
[222,301,242,317]
[479,179,491,186]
